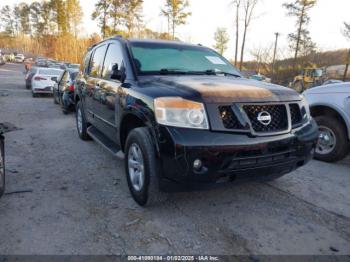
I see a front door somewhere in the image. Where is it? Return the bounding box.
[98,43,125,143]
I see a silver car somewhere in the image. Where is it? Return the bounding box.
[303,82,350,162]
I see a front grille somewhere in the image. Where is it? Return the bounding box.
[243,104,288,133]
[219,106,244,129]
[290,104,302,126]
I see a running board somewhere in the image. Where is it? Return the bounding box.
[87,126,125,159]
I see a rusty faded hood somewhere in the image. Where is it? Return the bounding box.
[141,76,301,103]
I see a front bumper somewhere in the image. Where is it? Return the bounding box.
[156,119,319,192]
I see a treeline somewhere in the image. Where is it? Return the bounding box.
[0,0,92,63]
[0,0,177,63]
[243,49,350,85]
[0,0,83,37]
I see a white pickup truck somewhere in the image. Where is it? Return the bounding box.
[304,82,350,162]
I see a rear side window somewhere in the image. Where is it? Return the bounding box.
[89,45,107,77]
[102,43,124,80]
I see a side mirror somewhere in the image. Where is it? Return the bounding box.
[110,63,126,82]
[51,77,58,83]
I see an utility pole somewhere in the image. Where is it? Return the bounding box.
[272,32,280,81]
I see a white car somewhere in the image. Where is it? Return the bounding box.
[31,68,63,97]
[14,54,25,63]
[303,82,350,162]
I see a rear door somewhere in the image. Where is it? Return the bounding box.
[84,44,108,130]
[98,42,125,142]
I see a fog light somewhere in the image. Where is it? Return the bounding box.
[193,159,202,170]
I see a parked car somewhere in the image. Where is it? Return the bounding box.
[14,54,25,63]
[322,79,343,86]
[0,55,5,65]
[53,69,79,113]
[31,68,63,97]
[0,123,17,198]
[304,82,350,162]
[25,67,38,89]
[250,74,271,83]
[35,57,48,67]
[75,37,318,206]
[67,63,80,70]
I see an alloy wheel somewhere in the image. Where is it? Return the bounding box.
[128,143,145,192]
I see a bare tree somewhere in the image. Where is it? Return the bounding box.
[239,0,258,70]
[343,22,350,81]
[249,45,273,74]
[232,0,241,66]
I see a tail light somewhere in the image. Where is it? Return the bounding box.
[34,76,47,81]
[69,85,75,92]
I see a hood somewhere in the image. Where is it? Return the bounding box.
[138,76,301,103]
[303,82,350,95]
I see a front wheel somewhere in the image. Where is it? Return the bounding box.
[75,101,90,141]
[315,116,349,162]
[0,137,5,198]
[125,127,167,206]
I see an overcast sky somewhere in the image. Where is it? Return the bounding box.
[2,0,350,60]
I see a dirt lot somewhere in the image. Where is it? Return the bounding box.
[0,63,350,255]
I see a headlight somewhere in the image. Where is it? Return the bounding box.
[154,97,209,129]
[300,95,311,121]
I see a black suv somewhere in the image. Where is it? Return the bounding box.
[75,37,319,206]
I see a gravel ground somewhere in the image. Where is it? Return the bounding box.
[0,63,349,255]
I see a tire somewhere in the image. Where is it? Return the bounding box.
[53,90,59,104]
[75,101,90,141]
[314,116,349,162]
[0,137,5,198]
[32,92,37,98]
[125,127,168,206]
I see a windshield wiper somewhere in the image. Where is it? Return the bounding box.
[204,69,241,78]
[159,68,188,75]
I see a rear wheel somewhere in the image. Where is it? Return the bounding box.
[315,116,349,162]
[125,127,167,206]
[0,137,5,197]
[76,101,90,141]
[53,90,59,104]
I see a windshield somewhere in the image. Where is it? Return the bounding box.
[130,42,241,76]
[69,64,80,69]
[70,71,79,80]
[39,69,62,76]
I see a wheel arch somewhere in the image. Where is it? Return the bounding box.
[310,103,350,139]
[119,109,159,154]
